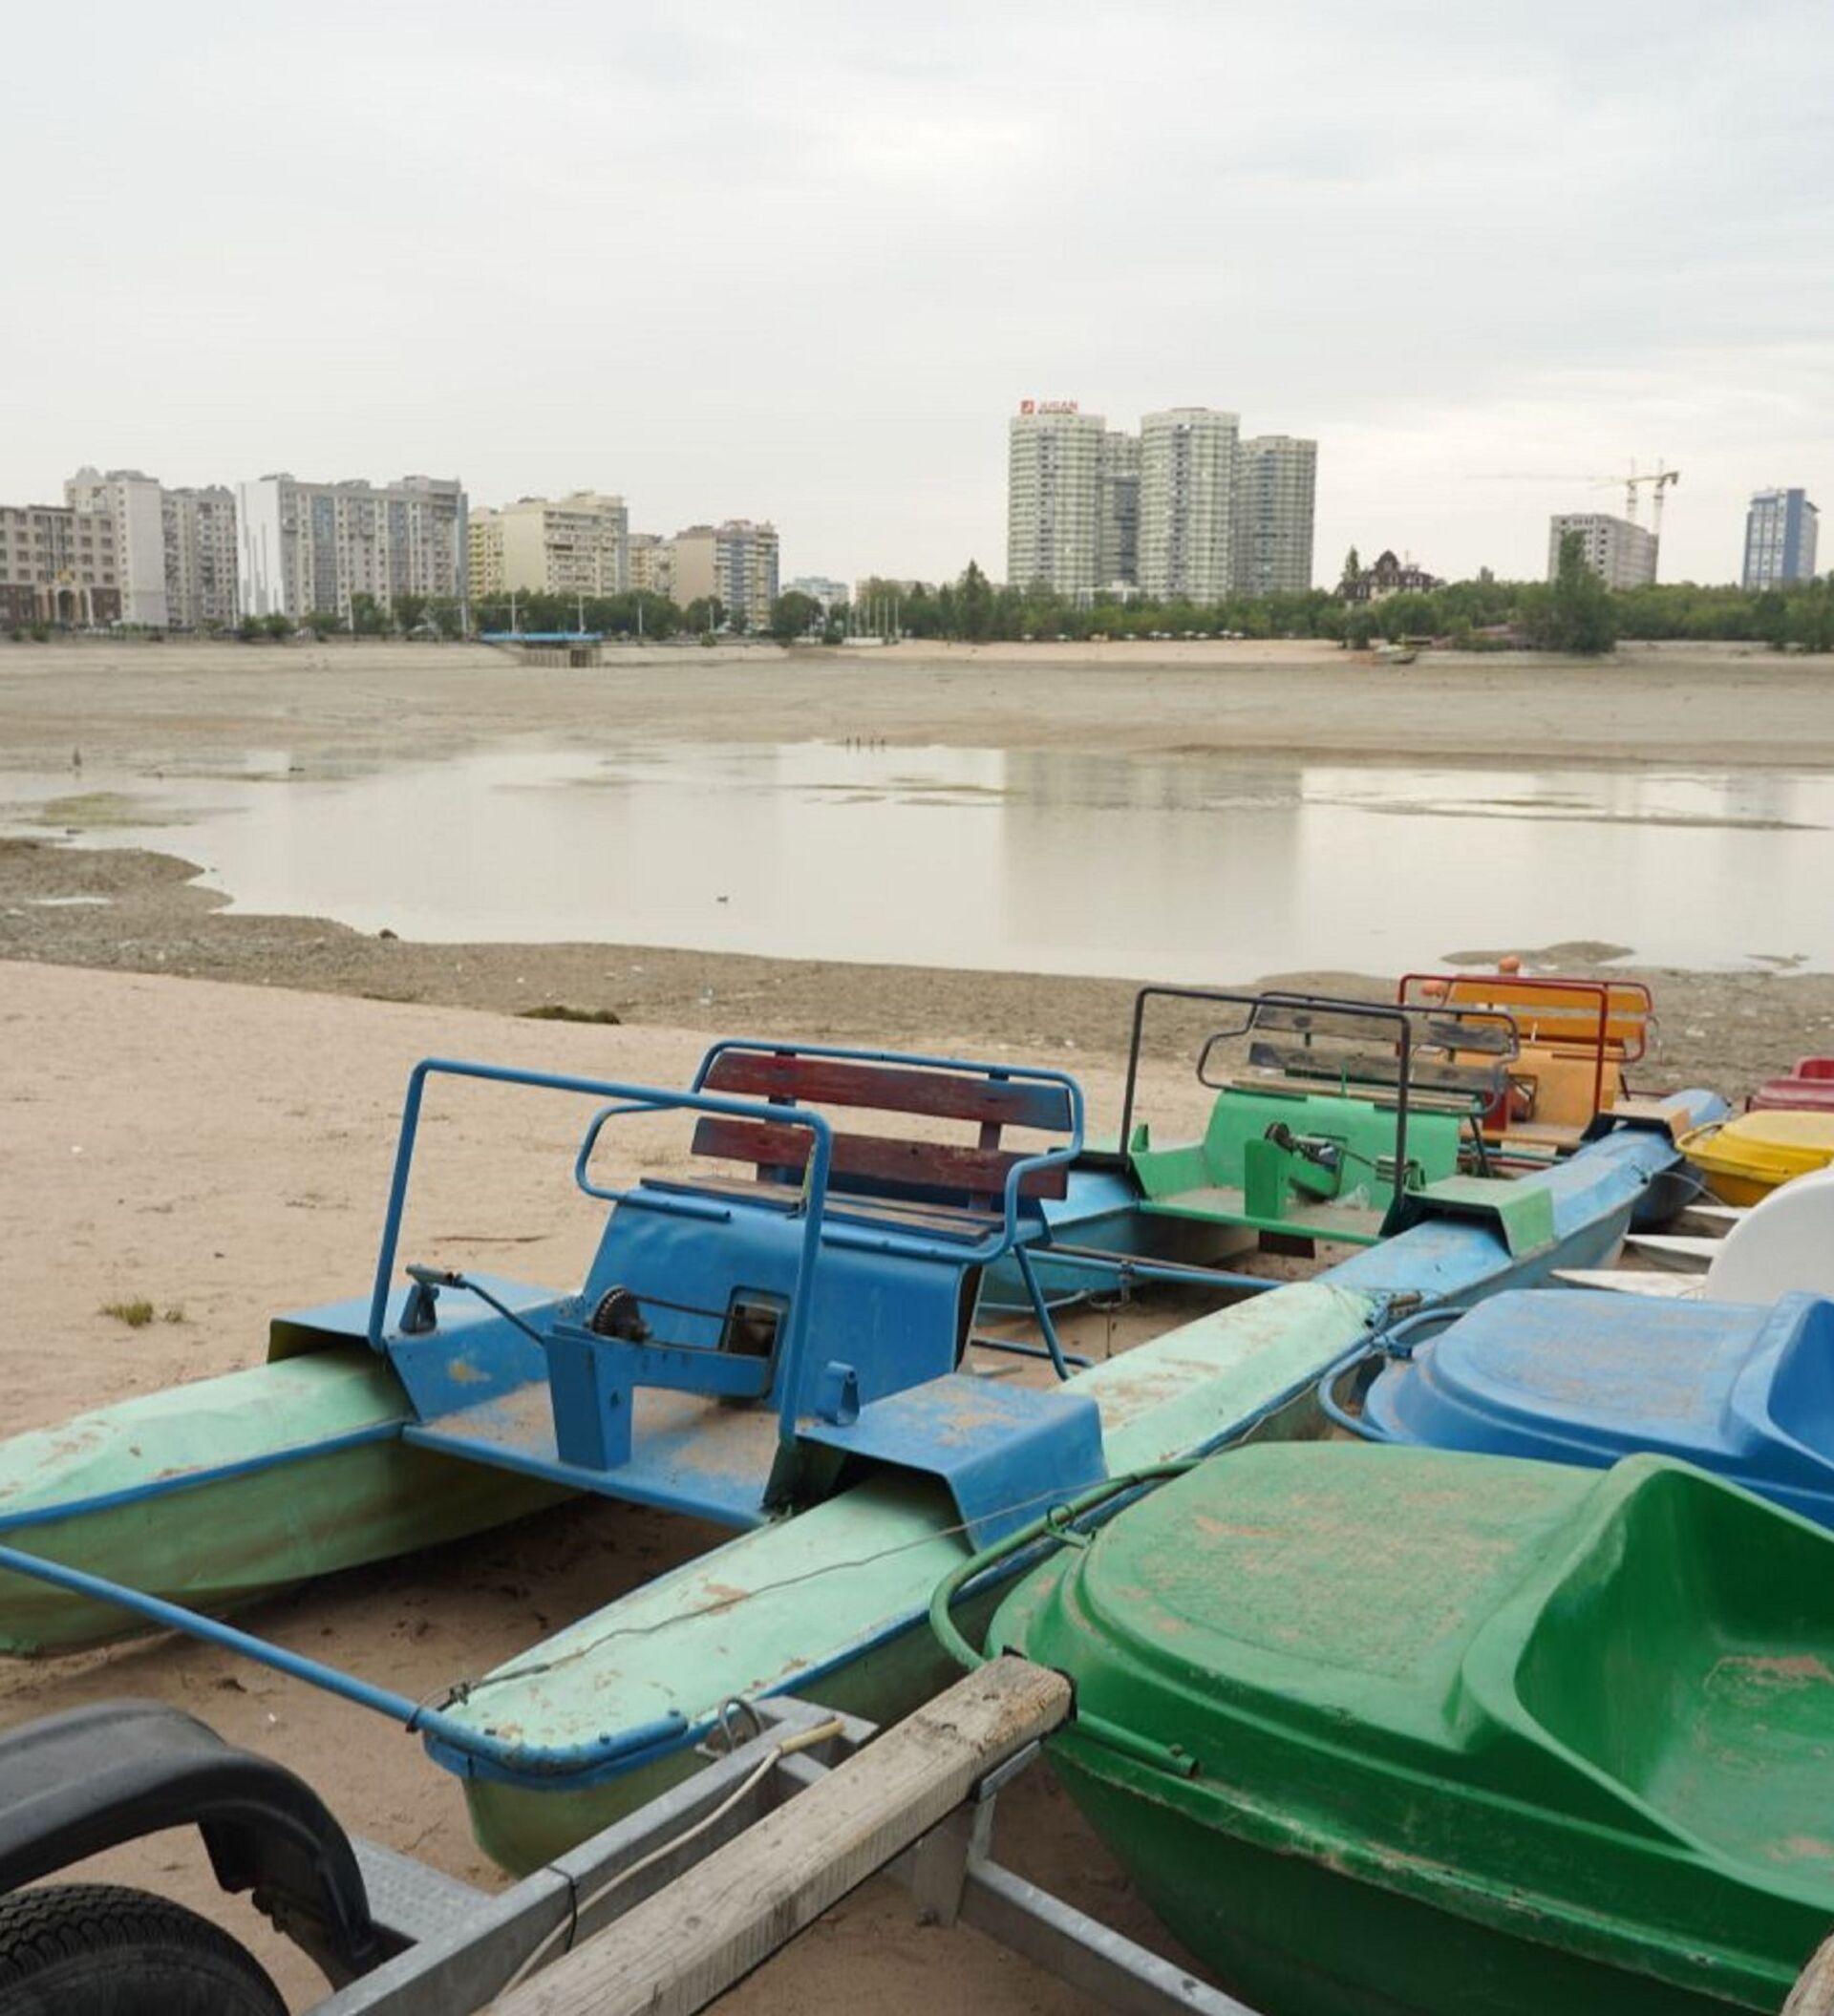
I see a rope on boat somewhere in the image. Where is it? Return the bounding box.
[438,1469,1205,1710]
[498,1713,845,1995]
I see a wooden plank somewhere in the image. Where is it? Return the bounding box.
[494,1658,1073,2016]
[690,1116,1069,1200]
[1786,1931,1834,2015]
[703,1049,1073,1134]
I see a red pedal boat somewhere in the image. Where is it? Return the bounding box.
[1750,1057,1834,1113]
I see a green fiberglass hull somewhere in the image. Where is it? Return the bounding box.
[0,1348,565,1654]
[992,1445,1834,2015]
[452,1278,1378,1872]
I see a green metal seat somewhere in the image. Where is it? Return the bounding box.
[1130,1087,1466,1246]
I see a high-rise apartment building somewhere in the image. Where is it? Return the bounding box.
[672,520,779,628]
[627,533,673,601]
[1233,435,1317,596]
[66,468,167,626]
[237,474,466,621]
[1138,408,1239,602]
[161,487,239,630]
[468,513,505,601]
[1743,488,1820,589]
[0,501,121,627]
[1098,431,1141,591]
[1547,512,1658,590]
[60,470,239,629]
[1007,401,1104,601]
[468,492,628,606]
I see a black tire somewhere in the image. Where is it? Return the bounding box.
[0,1882,285,2016]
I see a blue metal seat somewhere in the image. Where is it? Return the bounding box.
[356,1045,1094,1538]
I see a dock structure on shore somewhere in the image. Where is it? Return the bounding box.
[478,630,603,667]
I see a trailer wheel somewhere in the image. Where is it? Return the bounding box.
[0,1882,284,2016]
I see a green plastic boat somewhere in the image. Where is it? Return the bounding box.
[987,1445,1834,2014]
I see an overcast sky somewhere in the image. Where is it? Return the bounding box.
[6,0,1828,588]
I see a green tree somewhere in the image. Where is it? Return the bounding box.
[683,596,727,634]
[350,592,388,637]
[956,560,996,641]
[1526,533,1615,655]
[1342,546,1361,584]
[393,592,430,636]
[769,591,822,643]
[260,611,293,640]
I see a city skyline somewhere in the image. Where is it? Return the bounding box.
[3,0,1826,592]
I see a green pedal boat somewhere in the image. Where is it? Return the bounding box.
[977,1445,1834,2015]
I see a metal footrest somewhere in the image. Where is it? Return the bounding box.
[350,1840,488,1950]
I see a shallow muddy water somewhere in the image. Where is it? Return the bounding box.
[5,741,1829,976]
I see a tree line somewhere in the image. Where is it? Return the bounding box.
[223,586,836,647]
[139,539,1834,658]
[851,544,1834,655]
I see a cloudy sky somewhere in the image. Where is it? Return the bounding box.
[6,0,1828,588]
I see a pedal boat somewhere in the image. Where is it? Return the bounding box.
[0,1007,1722,1872]
[978,1444,1834,2015]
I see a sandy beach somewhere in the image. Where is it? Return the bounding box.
[1,636,1830,2009]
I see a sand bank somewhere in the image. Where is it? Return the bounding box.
[1,635,1829,769]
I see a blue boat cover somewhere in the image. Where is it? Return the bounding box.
[1360,1289,1834,1528]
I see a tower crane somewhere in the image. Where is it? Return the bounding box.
[1612,461,1681,539]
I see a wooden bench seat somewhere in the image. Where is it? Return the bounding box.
[687,1045,1074,1224]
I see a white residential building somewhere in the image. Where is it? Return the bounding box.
[237,474,467,621]
[1007,401,1104,602]
[783,574,849,611]
[1098,431,1141,592]
[627,533,673,600]
[65,468,167,626]
[1234,435,1318,596]
[1138,408,1240,603]
[1547,512,1658,590]
[468,491,628,606]
[672,520,780,628]
[162,487,240,629]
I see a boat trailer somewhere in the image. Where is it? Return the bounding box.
[0,1666,1266,2015]
[6,1662,1832,2014]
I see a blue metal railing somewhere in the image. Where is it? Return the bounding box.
[366,1057,840,1447]
[0,1542,686,1785]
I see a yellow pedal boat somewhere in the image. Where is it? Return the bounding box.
[1678,1109,1834,1206]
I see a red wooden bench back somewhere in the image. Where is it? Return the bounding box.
[693,1049,1073,1203]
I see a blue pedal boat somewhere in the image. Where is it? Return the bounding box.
[1353,1289,1834,1530]
[0,1012,1725,1874]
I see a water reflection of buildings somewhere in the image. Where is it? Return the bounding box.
[994,750,1308,983]
[82,740,1834,978]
